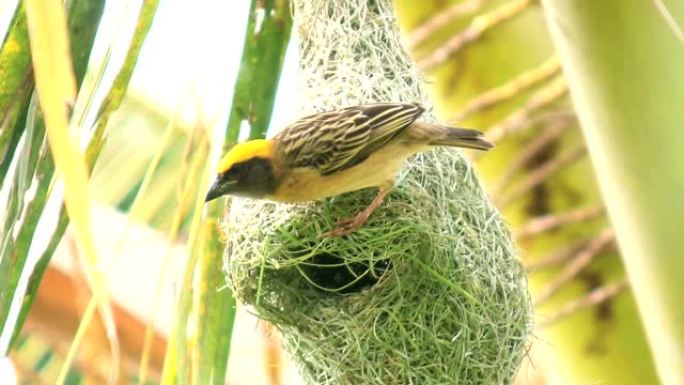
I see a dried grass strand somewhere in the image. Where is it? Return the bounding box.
[497,143,586,208]
[533,228,615,306]
[406,0,485,49]
[538,279,628,328]
[514,203,605,240]
[453,56,561,122]
[489,112,575,198]
[417,0,534,70]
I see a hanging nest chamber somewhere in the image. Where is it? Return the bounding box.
[223,1,531,384]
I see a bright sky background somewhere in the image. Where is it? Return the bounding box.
[121,0,300,138]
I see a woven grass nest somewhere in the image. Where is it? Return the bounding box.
[222,148,531,385]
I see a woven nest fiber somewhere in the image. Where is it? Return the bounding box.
[223,1,531,384]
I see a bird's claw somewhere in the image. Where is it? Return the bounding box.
[319,187,389,237]
[320,216,366,237]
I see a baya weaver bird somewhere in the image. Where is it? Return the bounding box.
[205,103,492,236]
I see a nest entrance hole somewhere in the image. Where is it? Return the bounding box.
[294,246,392,294]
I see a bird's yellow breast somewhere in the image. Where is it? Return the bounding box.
[268,141,426,202]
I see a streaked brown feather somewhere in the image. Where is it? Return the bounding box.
[274,103,425,175]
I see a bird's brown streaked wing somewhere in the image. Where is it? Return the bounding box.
[275,103,425,175]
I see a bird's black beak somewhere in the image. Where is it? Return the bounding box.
[205,178,227,203]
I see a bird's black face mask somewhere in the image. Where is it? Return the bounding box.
[205,157,277,202]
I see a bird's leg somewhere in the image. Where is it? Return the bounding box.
[322,183,394,237]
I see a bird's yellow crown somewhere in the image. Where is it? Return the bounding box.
[217,139,274,173]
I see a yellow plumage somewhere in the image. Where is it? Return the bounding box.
[217,139,273,174]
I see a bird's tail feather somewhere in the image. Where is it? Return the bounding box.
[430,127,494,151]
